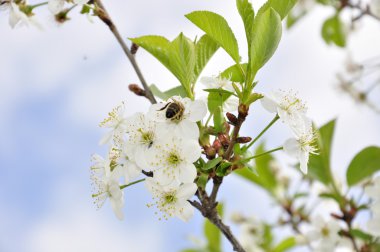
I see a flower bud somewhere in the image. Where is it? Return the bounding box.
[212,139,222,152]
[128,84,146,96]
[236,136,252,144]
[218,133,230,149]
[131,43,139,55]
[204,145,216,159]
[223,122,230,134]
[226,112,238,126]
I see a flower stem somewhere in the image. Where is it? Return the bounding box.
[31,1,48,9]
[246,114,279,149]
[120,178,145,190]
[241,146,283,162]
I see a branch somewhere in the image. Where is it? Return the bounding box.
[93,0,157,104]
[345,1,380,22]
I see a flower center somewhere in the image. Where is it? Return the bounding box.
[164,193,177,204]
[167,152,181,166]
[321,226,330,237]
[138,128,154,147]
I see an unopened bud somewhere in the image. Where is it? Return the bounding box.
[223,122,230,133]
[212,139,222,152]
[238,104,249,118]
[131,43,139,55]
[204,145,216,159]
[226,112,238,125]
[129,84,146,96]
[218,133,230,148]
[236,137,252,144]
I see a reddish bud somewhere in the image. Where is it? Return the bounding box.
[131,43,139,55]
[218,133,230,149]
[226,112,238,125]
[236,137,252,144]
[129,84,146,96]
[204,145,216,159]
[212,139,222,152]
[223,122,230,134]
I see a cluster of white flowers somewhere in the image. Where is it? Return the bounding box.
[261,90,317,174]
[365,176,380,237]
[231,214,266,252]
[91,96,207,221]
[370,0,380,18]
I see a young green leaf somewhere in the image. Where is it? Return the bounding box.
[213,107,225,133]
[194,34,220,81]
[186,11,240,63]
[321,15,346,47]
[150,85,187,100]
[258,0,298,20]
[273,237,296,252]
[346,146,380,186]
[168,33,196,94]
[129,35,171,69]
[197,173,209,190]
[236,0,255,46]
[250,8,282,75]
[203,157,223,171]
[207,92,230,114]
[220,63,248,83]
[308,120,336,185]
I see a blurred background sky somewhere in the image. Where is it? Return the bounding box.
[1,0,380,251]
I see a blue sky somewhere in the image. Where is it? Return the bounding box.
[1,1,380,251]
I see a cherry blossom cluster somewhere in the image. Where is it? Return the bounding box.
[91,96,207,221]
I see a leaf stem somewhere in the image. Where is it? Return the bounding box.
[246,114,279,149]
[31,1,48,9]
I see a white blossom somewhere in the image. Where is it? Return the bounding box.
[6,2,41,29]
[99,103,128,146]
[74,0,89,4]
[201,75,239,112]
[145,136,200,188]
[48,0,65,14]
[148,96,207,140]
[124,112,160,169]
[145,178,196,221]
[261,90,309,133]
[283,118,316,174]
[90,153,125,220]
[116,144,142,184]
[305,215,341,250]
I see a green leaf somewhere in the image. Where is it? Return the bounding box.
[213,107,225,133]
[204,204,223,252]
[150,85,187,100]
[203,157,223,171]
[207,92,230,114]
[236,0,255,46]
[194,35,220,81]
[186,11,240,63]
[197,173,209,190]
[286,9,307,28]
[349,229,373,241]
[129,35,171,69]
[321,15,346,47]
[220,63,248,83]
[257,0,298,20]
[273,237,296,252]
[346,146,380,186]
[308,120,336,185]
[250,8,282,75]
[169,33,196,93]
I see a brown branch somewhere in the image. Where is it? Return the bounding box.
[93,0,157,104]
[345,1,380,22]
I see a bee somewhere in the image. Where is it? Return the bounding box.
[159,100,185,121]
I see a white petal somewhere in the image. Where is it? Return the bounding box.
[299,150,309,174]
[175,201,194,222]
[147,103,167,122]
[110,198,124,220]
[283,138,301,157]
[178,163,197,184]
[48,0,65,14]
[223,96,239,113]
[261,96,278,113]
[176,183,197,200]
[145,177,161,194]
[367,216,380,236]
[73,0,89,4]
[178,120,199,139]
[200,76,217,88]
[153,168,177,187]
[181,140,202,162]
[188,100,207,122]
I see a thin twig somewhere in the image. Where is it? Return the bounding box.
[93,0,157,104]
